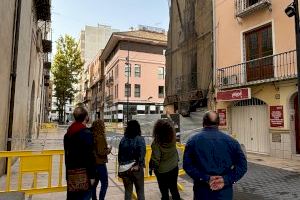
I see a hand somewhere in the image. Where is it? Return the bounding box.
[209,176,225,191]
[90,179,95,186]
[130,165,140,172]
[106,146,112,154]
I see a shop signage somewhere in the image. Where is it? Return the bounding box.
[270,106,284,128]
[217,88,251,102]
[217,109,227,126]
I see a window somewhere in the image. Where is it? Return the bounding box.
[135,84,141,97]
[125,84,131,97]
[158,86,164,98]
[125,64,131,77]
[115,84,118,98]
[247,0,259,7]
[158,67,165,80]
[115,65,119,78]
[245,24,273,81]
[134,65,141,77]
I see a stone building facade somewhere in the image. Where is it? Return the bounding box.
[0,0,51,165]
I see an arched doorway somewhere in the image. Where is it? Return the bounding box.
[28,81,35,139]
[294,94,300,154]
[231,98,270,154]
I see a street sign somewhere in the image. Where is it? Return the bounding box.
[270,105,284,128]
[217,109,227,126]
[216,88,251,102]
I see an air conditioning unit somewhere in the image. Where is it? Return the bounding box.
[221,75,238,86]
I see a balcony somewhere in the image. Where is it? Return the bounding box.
[34,0,51,21]
[216,50,297,89]
[44,61,51,69]
[42,39,52,53]
[235,0,271,18]
[105,95,113,102]
[105,77,114,86]
[44,78,50,87]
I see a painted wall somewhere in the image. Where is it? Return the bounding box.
[215,0,297,68]
[105,44,166,104]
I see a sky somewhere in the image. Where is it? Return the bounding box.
[52,0,170,46]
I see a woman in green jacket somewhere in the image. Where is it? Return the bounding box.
[150,119,181,200]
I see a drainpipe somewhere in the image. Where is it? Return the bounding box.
[212,0,217,111]
[7,0,22,151]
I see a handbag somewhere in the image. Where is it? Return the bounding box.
[118,161,136,178]
[67,168,90,192]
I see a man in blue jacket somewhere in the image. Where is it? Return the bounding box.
[183,111,247,200]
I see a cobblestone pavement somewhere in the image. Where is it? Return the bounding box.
[182,162,300,200]
[2,127,300,200]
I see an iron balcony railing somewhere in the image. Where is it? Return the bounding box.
[235,0,271,18]
[216,50,297,88]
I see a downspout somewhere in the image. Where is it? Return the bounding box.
[212,0,217,111]
[7,0,22,151]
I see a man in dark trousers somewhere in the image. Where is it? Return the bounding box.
[183,111,247,200]
[64,107,95,200]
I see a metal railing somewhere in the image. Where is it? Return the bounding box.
[0,150,65,195]
[0,143,185,196]
[235,0,271,18]
[216,50,297,88]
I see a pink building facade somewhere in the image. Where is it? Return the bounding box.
[100,31,167,122]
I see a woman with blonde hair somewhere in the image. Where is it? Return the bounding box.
[91,119,111,200]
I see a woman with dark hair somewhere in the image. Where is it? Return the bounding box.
[150,119,181,200]
[91,119,111,200]
[118,120,146,200]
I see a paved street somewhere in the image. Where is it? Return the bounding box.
[1,128,300,200]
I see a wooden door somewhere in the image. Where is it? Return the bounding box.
[245,24,274,82]
[295,95,300,154]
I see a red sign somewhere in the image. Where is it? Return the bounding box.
[217,88,251,102]
[270,106,284,128]
[217,109,227,126]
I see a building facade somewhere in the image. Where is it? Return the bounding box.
[164,0,214,116]
[215,0,299,159]
[100,29,167,123]
[76,25,119,108]
[89,50,105,121]
[0,0,51,171]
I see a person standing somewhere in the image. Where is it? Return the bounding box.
[118,120,146,200]
[91,119,111,200]
[64,107,95,200]
[183,111,247,200]
[150,119,181,200]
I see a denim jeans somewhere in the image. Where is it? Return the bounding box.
[122,168,145,200]
[155,166,181,200]
[92,164,108,200]
[67,190,92,200]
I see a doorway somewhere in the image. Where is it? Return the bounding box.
[232,98,270,154]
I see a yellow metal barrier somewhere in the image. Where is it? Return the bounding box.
[40,123,58,131]
[0,143,186,197]
[0,150,66,195]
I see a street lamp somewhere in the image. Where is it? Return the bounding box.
[125,47,130,124]
[285,0,300,130]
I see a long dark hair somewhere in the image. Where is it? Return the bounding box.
[153,119,176,145]
[124,120,141,138]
